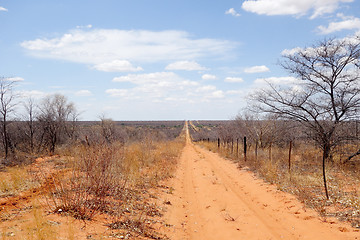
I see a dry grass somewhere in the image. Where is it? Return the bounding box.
[1,201,56,240]
[0,127,185,239]
[0,166,39,198]
[197,140,360,228]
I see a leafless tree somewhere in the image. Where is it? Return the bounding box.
[0,78,17,160]
[250,36,360,199]
[23,97,37,154]
[99,115,116,144]
[37,94,78,154]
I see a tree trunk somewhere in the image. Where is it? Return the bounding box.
[2,119,8,159]
[322,144,330,200]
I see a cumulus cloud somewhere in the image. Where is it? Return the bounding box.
[108,71,227,103]
[282,33,360,57]
[165,61,207,71]
[201,74,217,80]
[318,14,360,34]
[0,6,8,11]
[225,77,244,83]
[242,0,353,19]
[113,72,184,85]
[225,8,241,17]
[21,29,236,65]
[281,47,303,56]
[244,65,270,73]
[75,90,92,96]
[93,60,143,72]
[111,72,199,99]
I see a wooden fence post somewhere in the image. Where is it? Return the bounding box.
[231,139,234,154]
[236,138,239,157]
[218,138,220,149]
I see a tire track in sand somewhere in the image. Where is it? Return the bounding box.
[161,121,359,240]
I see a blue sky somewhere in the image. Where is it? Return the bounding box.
[1,0,360,120]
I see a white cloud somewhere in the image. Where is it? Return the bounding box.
[209,90,225,99]
[225,8,241,17]
[201,74,217,80]
[110,72,200,100]
[226,89,244,95]
[225,77,244,83]
[106,89,133,98]
[113,72,182,84]
[17,90,46,99]
[242,0,353,19]
[108,71,230,105]
[195,85,217,92]
[0,6,8,11]
[21,29,236,64]
[318,15,360,34]
[281,47,302,56]
[254,76,298,85]
[165,61,207,71]
[244,65,270,73]
[76,24,92,29]
[5,77,24,82]
[93,60,143,72]
[282,33,360,57]
[75,90,92,96]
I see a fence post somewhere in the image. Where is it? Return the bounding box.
[231,139,234,154]
[244,136,247,162]
[218,138,220,149]
[236,138,239,157]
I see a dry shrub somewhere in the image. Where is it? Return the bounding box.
[44,143,123,220]
[43,134,185,236]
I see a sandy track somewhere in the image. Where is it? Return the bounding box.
[162,122,359,240]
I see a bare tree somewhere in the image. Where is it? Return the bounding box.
[23,97,37,154]
[0,78,17,160]
[38,94,77,154]
[99,114,116,144]
[251,36,360,199]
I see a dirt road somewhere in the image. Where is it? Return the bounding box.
[161,122,359,239]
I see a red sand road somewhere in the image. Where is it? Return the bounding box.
[161,122,359,239]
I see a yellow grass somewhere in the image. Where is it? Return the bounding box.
[0,166,39,197]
